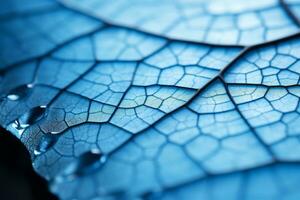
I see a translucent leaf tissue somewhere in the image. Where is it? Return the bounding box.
[1,0,300,199]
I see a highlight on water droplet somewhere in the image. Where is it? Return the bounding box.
[7,94,19,101]
[49,131,60,135]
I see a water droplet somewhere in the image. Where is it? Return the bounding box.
[51,150,107,185]
[6,84,34,101]
[6,105,47,138]
[62,149,106,179]
[18,105,47,126]
[7,120,26,138]
[34,133,58,156]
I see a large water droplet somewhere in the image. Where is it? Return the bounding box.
[60,149,106,180]
[6,105,47,138]
[19,105,47,126]
[6,84,34,101]
[34,133,58,156]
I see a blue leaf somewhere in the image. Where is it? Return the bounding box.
[1,0,300,199]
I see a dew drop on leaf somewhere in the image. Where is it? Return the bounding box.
[1,0,300,199]
[18,105,47,126]
[34,133,58,156]
[6,83,34,101]
[7,105,47,138]
[57,149,106,181]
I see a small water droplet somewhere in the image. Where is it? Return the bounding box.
[34,133,58,156]
[6,105,47,138]
[7,120,26,138]
[6,84,34,101]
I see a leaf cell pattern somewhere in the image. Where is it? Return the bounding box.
[0,0,300,200]
[63,0,300,45]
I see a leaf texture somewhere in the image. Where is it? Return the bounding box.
[0,0,300,200]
